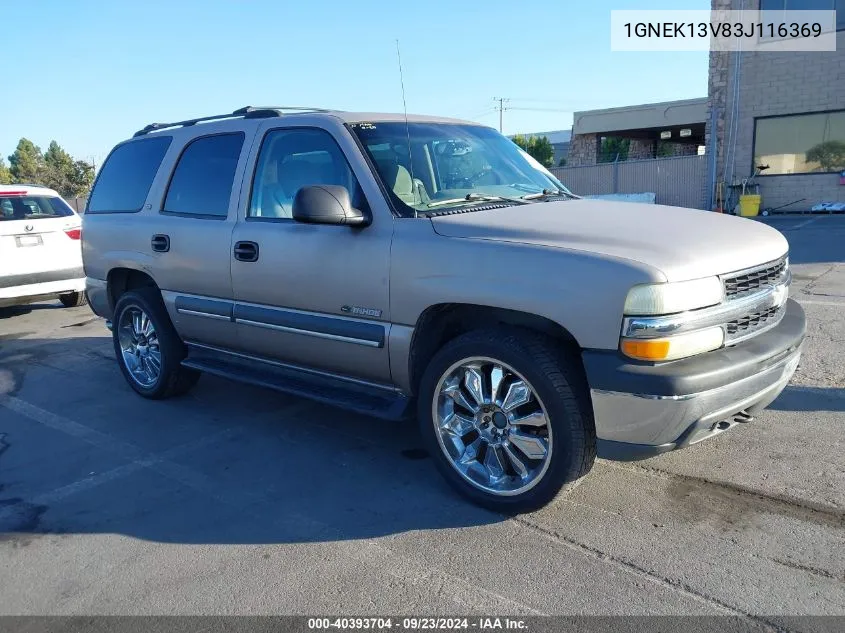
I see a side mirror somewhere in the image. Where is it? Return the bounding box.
[292,185,369,227]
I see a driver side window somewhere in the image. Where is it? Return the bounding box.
[249,128,365,220]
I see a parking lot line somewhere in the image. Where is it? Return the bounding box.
[1,395,151,464]
[790,216,823,230]
[513,515,750,618]
[0,418,240,525]
[0,393,766,617]
[0,393,547,613]
[0,459,155,524]
[796,298,845,307]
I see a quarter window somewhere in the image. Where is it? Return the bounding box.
[249,128,364,220]
[754,111,845,174]
[163,133,245,217]
[87,136,171,213]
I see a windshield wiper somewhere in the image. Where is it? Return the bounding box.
[426,193,529,208]
[521,188,578,200]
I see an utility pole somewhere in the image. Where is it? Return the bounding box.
[493,97,510,133]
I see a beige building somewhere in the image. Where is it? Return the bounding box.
[566,0,845,212]
[567,98,706,166]
[710,0,845,212]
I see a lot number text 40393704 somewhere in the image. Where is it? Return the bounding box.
[307,618,528,631]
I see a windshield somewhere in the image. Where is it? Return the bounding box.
[349,122,572,216]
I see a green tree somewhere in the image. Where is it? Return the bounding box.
[0,158,11,184]
[527,136,554,168]
[558,157,567,167]
[656,141,674,158]
[511,134,529,152]
[511,134,555,168]
[805,140,845,172]
[8,138,45,183]
[44,141,77,195]
[598,136,630,163]
[66,159,96,198]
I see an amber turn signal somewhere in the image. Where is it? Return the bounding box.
[620,339,671,361]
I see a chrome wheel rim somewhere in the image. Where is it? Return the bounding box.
[432,357,553,496]
[117,306,162,388]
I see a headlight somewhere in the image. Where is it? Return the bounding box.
[620,327,724,361]
[624,277,724,316]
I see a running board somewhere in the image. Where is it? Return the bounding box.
[181,345,411,421]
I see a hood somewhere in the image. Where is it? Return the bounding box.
[430,199,789,281]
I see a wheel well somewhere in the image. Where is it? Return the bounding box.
[408,304,583,395]
[107,268,158,311]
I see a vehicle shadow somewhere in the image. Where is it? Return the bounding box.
[0,302,63,319]
[0,335,504,545]
[769,384,845,413]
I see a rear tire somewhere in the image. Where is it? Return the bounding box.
[417,328,595,513]
[112,288,200,399]
[59,292,87,307]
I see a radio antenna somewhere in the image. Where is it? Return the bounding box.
[395,39,417,217]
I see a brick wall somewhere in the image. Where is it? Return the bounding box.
[661,142,699,157]
[628,139,655,160]
[567,134,598,166]
[709,2,845,212]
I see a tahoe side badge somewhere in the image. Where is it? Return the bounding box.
[341,305,382,318]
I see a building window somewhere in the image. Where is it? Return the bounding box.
[759,0,845,31]
[754,111,845,174]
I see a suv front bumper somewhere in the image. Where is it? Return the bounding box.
[583,298,806,461]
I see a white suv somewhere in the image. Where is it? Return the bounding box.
[0,184,87,308]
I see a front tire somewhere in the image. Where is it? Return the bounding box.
[112,288,200,399]
[59,291,87,307]
[417,329,595,513]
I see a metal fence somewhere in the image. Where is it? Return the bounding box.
[551,154,708,210]
[65,155,707,214]
[67,197,88,213]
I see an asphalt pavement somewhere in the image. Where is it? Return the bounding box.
[0,214,843,622]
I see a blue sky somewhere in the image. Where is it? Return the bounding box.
[2,0,708,166]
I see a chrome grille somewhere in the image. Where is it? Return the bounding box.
[726,304,783,339]
[621,255,791,351]
[723,257,787,299]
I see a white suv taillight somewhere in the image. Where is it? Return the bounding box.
[64,227,81,240]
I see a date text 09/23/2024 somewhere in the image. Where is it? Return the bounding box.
[307,618,527,630]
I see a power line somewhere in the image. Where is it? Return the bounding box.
[506,98,577,104]
[465,107,496,121]
[507,106,573,113]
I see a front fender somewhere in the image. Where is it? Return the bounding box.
[391,224,662,351]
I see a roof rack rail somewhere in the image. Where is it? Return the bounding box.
[132,105,332,137]
[232,106,332,115]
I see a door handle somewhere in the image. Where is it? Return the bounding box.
[151,234,170,252]
[233,241,259,262]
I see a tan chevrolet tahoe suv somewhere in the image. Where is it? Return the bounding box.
[82,106,805,512]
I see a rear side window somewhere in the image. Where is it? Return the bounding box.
[0,195,74,221]
[87,136,171,213]
[163,133,244,218]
